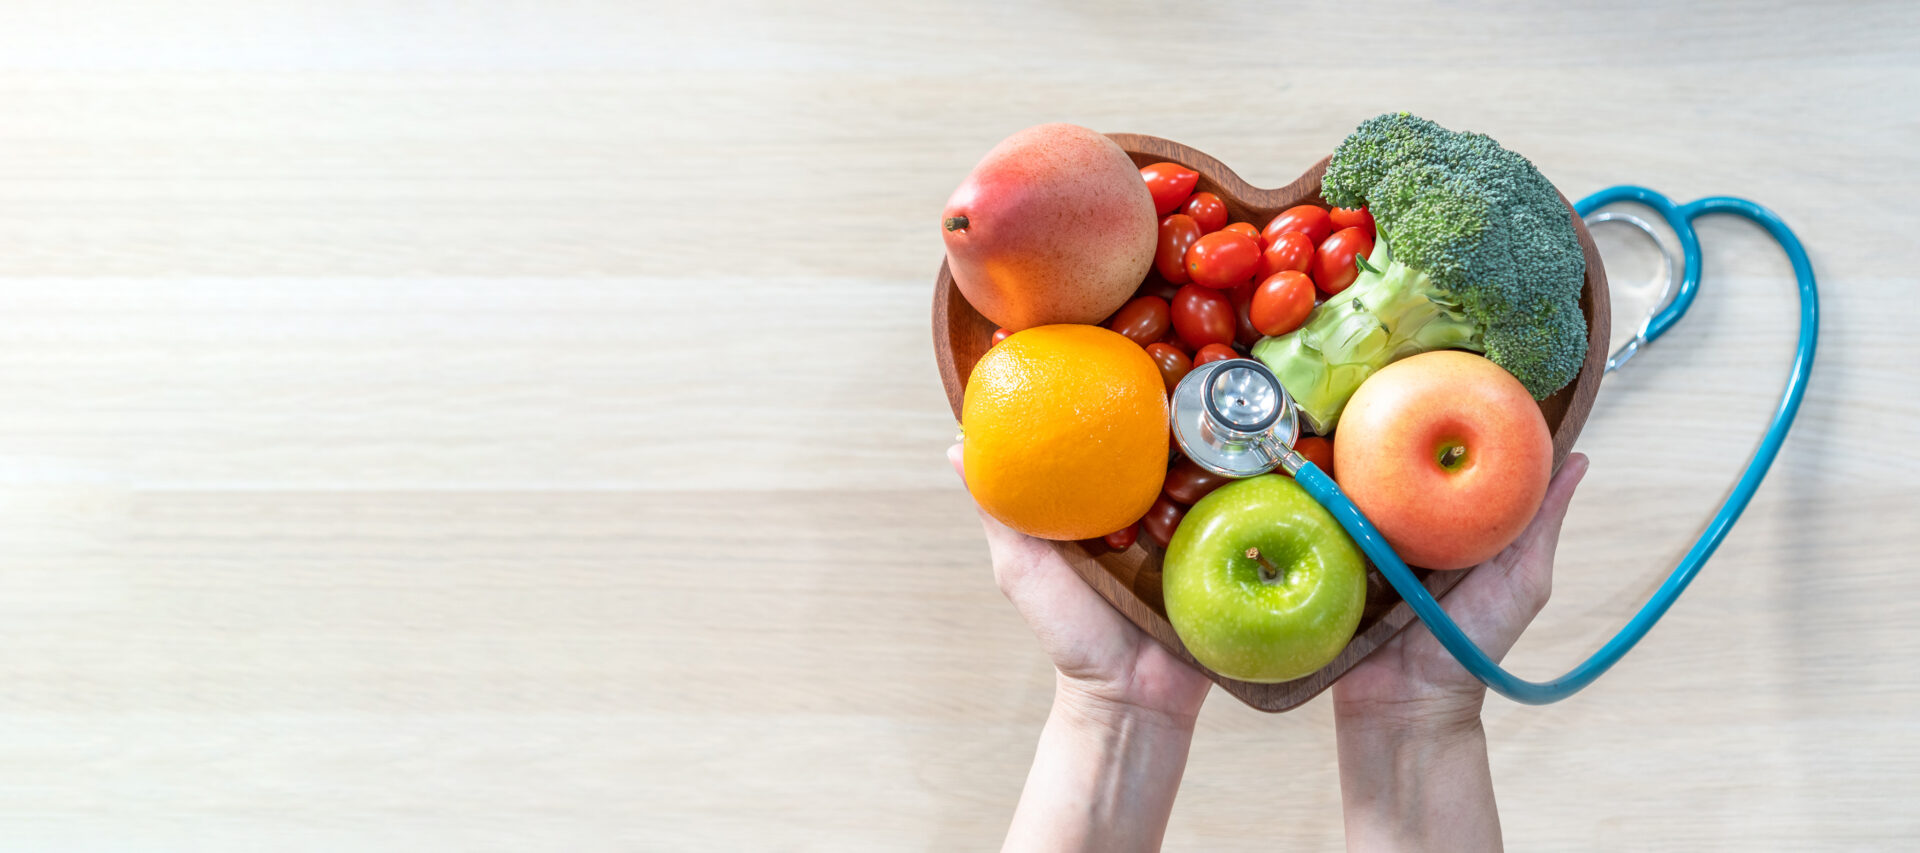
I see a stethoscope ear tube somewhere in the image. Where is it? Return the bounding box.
[1584,210,1675,374]
[1301,187,1819,704]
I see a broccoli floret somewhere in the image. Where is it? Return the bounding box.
[1252,113,1586,433]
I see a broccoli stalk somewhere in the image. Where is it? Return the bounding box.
[1252,112,1588,434]
[1251,237,1483,434]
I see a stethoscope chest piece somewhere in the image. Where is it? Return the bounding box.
[1171,358,1300,478]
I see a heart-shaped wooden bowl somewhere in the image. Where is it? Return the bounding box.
[933,134,1610,712]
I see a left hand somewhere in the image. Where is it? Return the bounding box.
[1332,452,1590,731]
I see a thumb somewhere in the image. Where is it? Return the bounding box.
[1426,451,1589,663]
[1499,451,1589,589]
[945,442,965,480]
[947,443,1051,567]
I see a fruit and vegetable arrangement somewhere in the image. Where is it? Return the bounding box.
[943,114,1587,686]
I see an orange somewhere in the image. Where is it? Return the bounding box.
[962,324,1169,540]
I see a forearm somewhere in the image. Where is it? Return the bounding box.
[1335,713,1500,852]
[1003,682,1197,853]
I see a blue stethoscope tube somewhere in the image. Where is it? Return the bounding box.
[1290,187,1819,704]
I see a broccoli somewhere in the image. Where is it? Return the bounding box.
[1251,112,1587,434]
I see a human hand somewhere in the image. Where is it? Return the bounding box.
[1331,452,1588,851]
[1331,451,1590,731]
[951,445,1212,852]
[948,444,1212,727]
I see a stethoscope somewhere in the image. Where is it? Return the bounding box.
[1171,186,1818,704]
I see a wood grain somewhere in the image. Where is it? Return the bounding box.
[0,1,1915,850]
[934,135,1608,712]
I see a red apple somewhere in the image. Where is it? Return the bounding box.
[1332,351,1551,570]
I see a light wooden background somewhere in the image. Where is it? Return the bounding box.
[0,1,1914,850]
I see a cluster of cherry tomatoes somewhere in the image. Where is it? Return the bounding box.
[990,161,1371,550]
[1103,163,1378,398]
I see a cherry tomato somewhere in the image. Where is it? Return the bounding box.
[1223,222,1260,241]
[1103,523,1140,550]
[1262,204,1333,247]
[1234,301,1259,348]
[1229,283,1262,348]
[1144,342,1192,394]
[1258,230,1315,280]
[1141,163,1200,216]
[1138,277,1180,303]
[1182,192,1229,233]
[1184,231,1260,289]
[1313,226,1375,295]
[1294,436,1334,476]
[1193,343,1238,366]
[1141,495,1188,548]
[1155,214,1202,284]
[1250,270,1315,337]
[1106,295,1172,348]
[1171,284,1236,350]
[992,327,1011,346]
[1330,206,1374,237]
[1157,328,1193,357]
[1163,458,1229,505]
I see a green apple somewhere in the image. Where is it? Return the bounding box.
[1163,474,1367,683]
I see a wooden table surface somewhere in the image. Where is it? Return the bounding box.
[0,2,1915,850]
